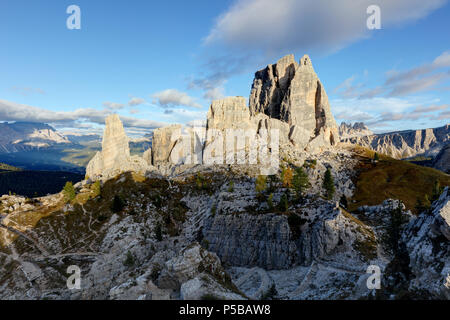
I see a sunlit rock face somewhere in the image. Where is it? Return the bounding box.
[206,97,251,130]
[87,54,342,177]
[151,124,182,166]
[342,124,449,159]
[101,114,131,171]
[249,54,338,150]
[86,114,152,179]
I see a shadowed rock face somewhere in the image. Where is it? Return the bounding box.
[403,187,450,298]
[433,143,450,173]
[249,54,338,147]
[249,54,297,119]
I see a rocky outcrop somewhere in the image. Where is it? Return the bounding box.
[206,97,251,130]
[433,143,450,173]
[403,187,450,298]
[86,114,153,179]
[151,125,182,166]
[202,198,375,270]
[343,124,449,159]
[339,122,373,139]
[249,54,338,150]
[126,54,340,173]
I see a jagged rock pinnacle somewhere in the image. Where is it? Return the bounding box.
[86,114,152,179]
[249,54,338,149]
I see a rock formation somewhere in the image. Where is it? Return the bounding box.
[86,114,153,179]
[433,143,450,173]
[206,97,251,130]
[151,124,182,166]
[249,54,338,149]
[147,54,339,173]
[339,122,373,139]
[403,187,450,298]
[343,124,449,159]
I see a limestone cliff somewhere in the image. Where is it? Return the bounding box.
[433,143,450,173]
[343,124,449,159]
[249,54,338,149]
[86,114,153,179]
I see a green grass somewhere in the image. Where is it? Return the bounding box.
[0,163,21,172]
[349,147,450,214]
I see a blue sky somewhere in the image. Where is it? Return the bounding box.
[0,0,449,135]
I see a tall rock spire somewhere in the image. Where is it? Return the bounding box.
[249,54,338,147]
[86,114,152,179]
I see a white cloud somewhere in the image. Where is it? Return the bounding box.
[0,99,165,129]
[433,51,450,68]
[205,0,446,55]
[10,86,45,96]
[384,51,450,96]
[159,107,208,125]
[412,104,449,113]
[333,51,450,100]
[202,85,225,101]
[332,96,449,132]
[332,97,418,115]
[128,97,146,106]
[152,89,203,109]
[197,0,447,102]
[102,101,125,110]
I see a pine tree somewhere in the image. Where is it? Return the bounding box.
[267,193,274,210]
[155,223,163,241]
[62,181,76,202]
[279,193,289,212]
[292,167,309,200]
[386,204,407,255]
[339,195,348,209]
[111,195,125,213]
[255,175,267,200]
[91,180,101,198]
[431,180,443,202]
[374,152,379,161]
[322,168,335,200]
[228,180,234,192]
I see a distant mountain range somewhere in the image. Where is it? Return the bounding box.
[338,122,373,139]
[0,121,70,153]
[0,122,152,172]
[341,123,449,161]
